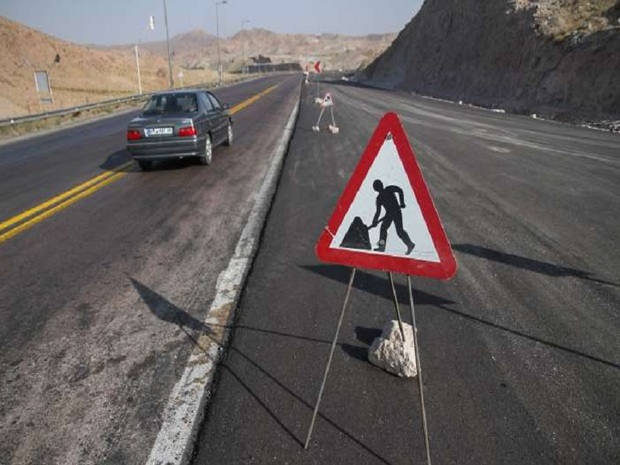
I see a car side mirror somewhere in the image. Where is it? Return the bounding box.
[222,103,230,110]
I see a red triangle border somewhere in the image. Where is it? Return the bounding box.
[315,112,457,280]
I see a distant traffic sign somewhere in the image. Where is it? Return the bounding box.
[316,112,456,279]
[314,61,322,73]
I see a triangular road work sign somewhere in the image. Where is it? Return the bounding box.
[316,112,457,279]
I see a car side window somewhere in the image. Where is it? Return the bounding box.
[199,93,214,112]
[207,93,222,111]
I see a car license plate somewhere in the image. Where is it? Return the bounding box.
[145,127,173,137]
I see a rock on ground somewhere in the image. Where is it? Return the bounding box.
[368,320,418,378]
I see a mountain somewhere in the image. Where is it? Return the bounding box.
[360,0,620,123]
[140,29,218,69]
[0,15,396,118]
[221,29,395,71]
[110,27,396,72]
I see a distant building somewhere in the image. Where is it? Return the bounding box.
[250,55,272,64]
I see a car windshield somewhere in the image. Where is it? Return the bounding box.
[142,93,198,115]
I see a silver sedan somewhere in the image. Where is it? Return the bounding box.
[126,90,233,170]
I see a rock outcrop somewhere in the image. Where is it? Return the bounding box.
[360,0,620,123]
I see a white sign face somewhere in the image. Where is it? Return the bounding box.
[329,135,440,262]
[34,71,51,94]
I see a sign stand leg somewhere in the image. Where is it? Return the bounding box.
[407,275,432,465]
[315,66,321,102]
[316,107,326,126]
[388,272,406,341]
[304,267,357,449]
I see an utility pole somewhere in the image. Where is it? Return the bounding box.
[216,1,228,86]
[163,0,174,88]
[241,19,250,74]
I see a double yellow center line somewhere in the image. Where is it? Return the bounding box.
[0,163,132,244]
[230,85,278,114]
[0,84,280,245]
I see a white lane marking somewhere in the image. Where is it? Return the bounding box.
[146,99,300,465]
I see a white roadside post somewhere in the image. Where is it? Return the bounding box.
[135,15,155,95]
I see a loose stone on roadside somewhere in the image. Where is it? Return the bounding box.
[368,320,418,378]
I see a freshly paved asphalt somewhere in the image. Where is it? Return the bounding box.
[0,74,301,465]
[192,79,620,464]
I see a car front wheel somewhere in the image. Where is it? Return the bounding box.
[200,135,213,165]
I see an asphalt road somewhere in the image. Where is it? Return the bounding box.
[0,74,301,465]
[192,79,620,464]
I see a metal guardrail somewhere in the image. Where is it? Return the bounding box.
[0,93,150,128]
[0,71,296,130]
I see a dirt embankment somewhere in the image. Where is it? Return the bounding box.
[0,16,172,118]
[360,0,620,124]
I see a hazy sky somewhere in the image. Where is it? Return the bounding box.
[0,0,423,45]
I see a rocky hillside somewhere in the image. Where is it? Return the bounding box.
[361,0,620,123]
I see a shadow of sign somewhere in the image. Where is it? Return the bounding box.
[131,278,204,331]
[300,265,620,371]
[300,264,455,307]
[453,243,619,288]
[130,278,394,463]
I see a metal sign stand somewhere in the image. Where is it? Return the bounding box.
[407,274,432,465]
[312,102,338,134]
[388,271,406,340]
[315,69,320,102]
[304,270,432,465]
[304,268,356,449]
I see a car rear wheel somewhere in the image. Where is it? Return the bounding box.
[138,160,152,171]
[200,135,213,165]
[224,121,233,146]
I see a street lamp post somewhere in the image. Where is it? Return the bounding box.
[241,19,250,74]
[163,0,174,88]
[215,0,228,86]
[135,15,155,95]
